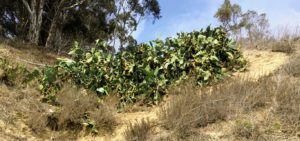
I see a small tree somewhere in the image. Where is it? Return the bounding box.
[215,0,270,48]
[214,0,244,40]
[241,10,270,47]
[214,0,232,32]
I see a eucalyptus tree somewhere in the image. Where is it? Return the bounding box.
[214,0,244,38]
[0,0,161,51]
[215,0,269,45]
[241,10,270,46]
[21,0,45,45]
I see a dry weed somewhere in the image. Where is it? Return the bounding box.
[280,54,300,77]
[158,73,278,140]
[271,39,295,53]
[124,118,153,141]
[159,82,229,139]
[27,85,117,136]
[233,119,263,140]
[275,77,300,135]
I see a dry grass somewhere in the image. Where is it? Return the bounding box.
[270,26,300,53]
[55,86,98,131]
[56,85,116,133]
[27,112,48,134]
[157,65,292,140]
[0,42,58,71]
[27,85,117,138]
[275,77,300,135]
[280,54,300,77]
[0,84,47,140]
[159,81,230,139]
[241,25,300,52]
[233,119,262,140]
[1,34,300,140]
[123,118,153,141]
[271,39,295,53]
[273,55,300,135]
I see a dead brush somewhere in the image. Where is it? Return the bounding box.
[159,81,230,139]
[271,39,295,53]
[280,54,300,77]
[233,118,264,140]
[123,118,153,141]
[274,54,300,135]
[210,75,275,115]
[55,85,116,133]
[55,86,98,131]
[158,74,277,140]
[88,104,117,133]
[271,25,300,53]
[28,85,117,136]
[27,112,48,134]
[274,76,300,135]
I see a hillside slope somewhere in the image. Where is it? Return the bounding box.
[0,42,296,141]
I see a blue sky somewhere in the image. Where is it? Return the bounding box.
[133,0,300,43]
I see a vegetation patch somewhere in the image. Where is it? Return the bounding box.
[38,27,246,104]
[158,81,230,139]
[233,119,260,139]
[27,85,117,137]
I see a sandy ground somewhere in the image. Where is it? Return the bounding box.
[236,49,289,80]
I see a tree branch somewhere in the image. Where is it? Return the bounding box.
[16,58,46,67]
[63,0,87,10]
[21,0,32,13]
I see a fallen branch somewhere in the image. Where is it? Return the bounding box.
[16,58,46,67]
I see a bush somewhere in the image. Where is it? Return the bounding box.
[271,39,295,53]
[0,58,29,86]
[39,26,246,104]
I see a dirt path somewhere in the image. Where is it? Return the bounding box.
[235,49,289,80]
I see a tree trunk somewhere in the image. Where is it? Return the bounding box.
[45,12,62,49]
[35,0,45,43]
[45,0,66,49]
[22,0,45,45]
[0,24,3,36]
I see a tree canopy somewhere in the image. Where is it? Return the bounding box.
[215,0,269,44]
[0,0,161,51]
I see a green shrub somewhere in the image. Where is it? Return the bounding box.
[38,26,246,104]
[0,58,34,86]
